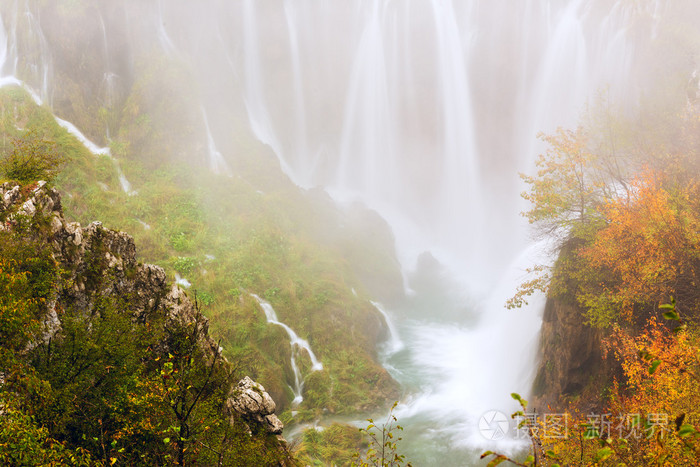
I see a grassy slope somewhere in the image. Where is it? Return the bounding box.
[0,85,401,423]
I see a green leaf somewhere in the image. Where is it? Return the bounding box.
[486,456,507,467]
[678,424,697,438]
[662,310,679,321]
[510,392,527,408]
[649,360,661,374]
[596,447,613,462]
[163,437,170,444]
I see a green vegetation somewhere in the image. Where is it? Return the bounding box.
[0,82,399,424]
[0,179,294,465]
[0,8,402,464]
[0,130,63,184]
[294,423,365,466]
[294,404,414,467]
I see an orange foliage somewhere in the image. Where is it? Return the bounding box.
[606,320,699,419]
[541,319,700,465]
[578,170,700,325]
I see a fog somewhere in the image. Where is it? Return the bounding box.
[2,0,700,463]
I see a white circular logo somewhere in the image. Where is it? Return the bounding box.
[479,410,509,440]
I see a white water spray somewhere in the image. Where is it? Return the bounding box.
[232,1,668,460]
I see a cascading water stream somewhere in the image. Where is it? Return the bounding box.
[371,301,403,356]
[251,294,323,406]
[0,8,135,196]
[201,107,231,175]
[2,0,681,463]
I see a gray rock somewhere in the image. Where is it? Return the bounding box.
[2,185,21,209]
[227,376,284,434]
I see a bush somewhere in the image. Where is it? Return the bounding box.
[0,132,63,183]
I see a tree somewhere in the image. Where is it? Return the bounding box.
[577,170,700,326]
[158,297,228,466]
[521,127,612,241]
[0,393,92,467]
[508,126,625,309]
[482,304,700,466]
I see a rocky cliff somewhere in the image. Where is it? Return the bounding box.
[0,180,293,464]
[530,293,617,414]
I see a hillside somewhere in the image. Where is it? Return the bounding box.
[0,179,298,465]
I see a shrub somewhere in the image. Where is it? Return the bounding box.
[0,132,64,184]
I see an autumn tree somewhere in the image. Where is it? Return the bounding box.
[483,305,700,466]
[541,308,700,465]
[509,127,625,308]
[521,127,622,241]
[576,170,700,326]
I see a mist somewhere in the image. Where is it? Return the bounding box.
[2,0,700,464]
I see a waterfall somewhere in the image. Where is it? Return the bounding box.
[0,11,8,77]
[371,301,404,355]
[232,1,666,460]
[234,0,654,285]
[201,107,231,175]
[251,294,323,405]
[0,7,135,196]
[2,0,685,462]
[53,117,136,196]
[54,117,110,156]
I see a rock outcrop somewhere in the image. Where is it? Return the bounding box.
[531,295,615,413]
[228,376,284,435]
[0,181,287,441]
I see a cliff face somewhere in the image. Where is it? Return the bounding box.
[531,294,613,413]
[0,181,293,464]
